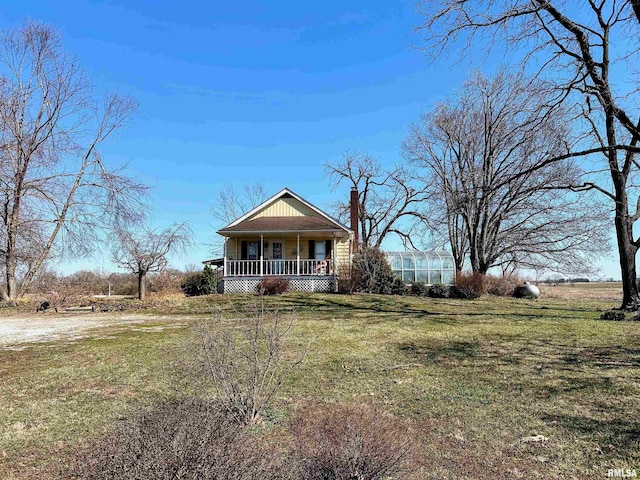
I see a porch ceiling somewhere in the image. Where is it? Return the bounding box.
[218,216,347,235]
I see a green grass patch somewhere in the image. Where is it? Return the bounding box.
[1,292,639,479]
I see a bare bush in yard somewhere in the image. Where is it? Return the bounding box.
[65,397,298,480]
[484,274,522,297]
[291,402,419,480]
[451,271,486,299]
[178,300,305,425]
[336,263,357,293]
[256,276,290,295]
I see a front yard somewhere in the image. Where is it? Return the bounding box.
[0,289,638,479]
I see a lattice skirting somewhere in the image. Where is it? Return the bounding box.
[222,276,335,294]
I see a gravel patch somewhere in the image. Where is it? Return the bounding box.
[0,313,186,350]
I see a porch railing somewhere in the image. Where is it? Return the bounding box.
[225,259,333,277]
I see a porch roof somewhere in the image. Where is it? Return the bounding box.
[218,216,346,235]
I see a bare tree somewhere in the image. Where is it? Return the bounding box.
[414,0,640,306]
[209,182,268,256]
[211,182,269,224]
[404,70,610,275]
[112,223,192,300]
[0,21,146,302]
[326,151,432,249]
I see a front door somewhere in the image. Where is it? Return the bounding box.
[271,240,284,274]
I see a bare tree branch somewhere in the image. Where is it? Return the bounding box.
[404,70,610,275]
[0,21,147,302]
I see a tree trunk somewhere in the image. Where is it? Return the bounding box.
[614,199,640,309]
[138,271,147,301]
[4,238,18,304]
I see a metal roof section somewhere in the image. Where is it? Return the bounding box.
[218,216,346,234]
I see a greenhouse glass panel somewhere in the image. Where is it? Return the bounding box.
[415,254,428,269]
[402,256,415,269]
[384,251,455,285]
[442,270,455,285]
[442,256,455,269]
[388,253,402,270]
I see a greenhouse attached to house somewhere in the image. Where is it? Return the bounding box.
[386,251,456,285]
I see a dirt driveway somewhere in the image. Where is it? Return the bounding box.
[0,312,186,350]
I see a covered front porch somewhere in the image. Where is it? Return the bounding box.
[221,232,341,278]
[215,232,349,293]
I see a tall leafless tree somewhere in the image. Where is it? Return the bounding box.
[404,70,610,275]
[414,0,640,307]
[209,182,269,256]
[211,182,269,224]
[112,222,192,300]
[326,151,432,249]
[0,21,146,302]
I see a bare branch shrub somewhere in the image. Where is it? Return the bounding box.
[290,401,419,480]
[450,271,486,299]
[484,274,522,297]
[256,276,290,295]
[65,397,299,480]
[177,300,305,425]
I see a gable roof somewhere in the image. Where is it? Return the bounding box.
[217,187,351,235]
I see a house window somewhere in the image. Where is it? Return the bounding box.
[248,241,259,260]
[241,240,260,260]
[308,240,332,260]
[314,240,326,260]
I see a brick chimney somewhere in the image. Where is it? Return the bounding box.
[350,187,359,252]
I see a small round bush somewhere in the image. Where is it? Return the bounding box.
[428,284,450,298]
[181,266,217,296]
[290,401,418,480]
[410,281,428,296]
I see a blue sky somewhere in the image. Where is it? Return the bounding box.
[0,1,621,279]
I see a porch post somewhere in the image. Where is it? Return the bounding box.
[260,234,264,276]
[223,237,227,277]
[333,233,338,292]
[297,234,300,275]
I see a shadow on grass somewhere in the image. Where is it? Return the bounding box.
[275,293,602,323]
[542,413,640,456]
[396,337,640,372]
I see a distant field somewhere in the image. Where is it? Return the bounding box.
[0,290,638,479]
[540,281,623,302]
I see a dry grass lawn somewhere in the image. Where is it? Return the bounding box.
[0,283,638,479]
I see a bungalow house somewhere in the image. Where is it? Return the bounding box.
[213,187,355,293]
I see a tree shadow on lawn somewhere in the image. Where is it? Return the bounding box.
[396,337,640,373]
[541,412,640,458]
[278,294,600,323]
